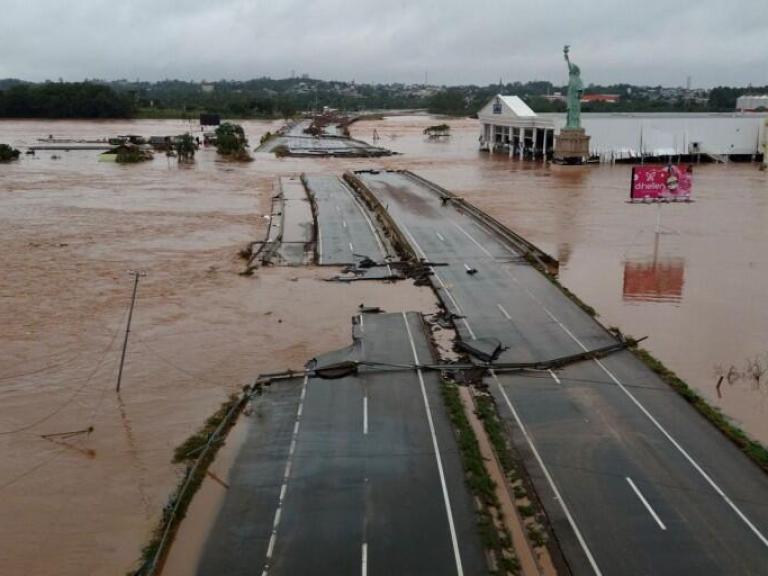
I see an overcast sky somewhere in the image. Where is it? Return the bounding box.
[1,0,765,88]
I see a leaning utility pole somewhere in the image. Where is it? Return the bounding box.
[116,270,145,393]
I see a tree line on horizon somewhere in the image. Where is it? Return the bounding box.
[0,82,135,118]
[0,78,765,119]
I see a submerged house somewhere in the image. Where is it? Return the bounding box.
[477,94,556,158]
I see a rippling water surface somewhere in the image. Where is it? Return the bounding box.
[1,116,766,574]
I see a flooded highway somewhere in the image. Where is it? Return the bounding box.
[1,115,767,575]
[350,116,768,445]
[191,313,487,576]
[353,169,768,575]
[304,174,387,265]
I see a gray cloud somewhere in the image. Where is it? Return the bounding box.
[1,0,765,87]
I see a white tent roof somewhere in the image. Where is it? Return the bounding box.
[478,94,537,118]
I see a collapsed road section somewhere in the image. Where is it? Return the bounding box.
[257,119,393,158]
[349,169,768,576]
[192,312,487,576]
[250,176,315,266]
[248,173,401,280]
[161,168,767,576]
[302,174,389,265]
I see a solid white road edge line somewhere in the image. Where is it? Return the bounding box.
[400,223,476,339]
[544,305,768,548]
[492,370,604,575]
[342,176,389,262]
[260,374,309,576]
[401,208,601,573]
[402,312,464,576]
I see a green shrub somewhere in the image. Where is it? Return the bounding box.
[0,143,20,161]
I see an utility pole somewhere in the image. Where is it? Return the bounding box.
[116,270,144,393]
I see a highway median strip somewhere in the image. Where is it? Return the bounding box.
[440,377,521,575]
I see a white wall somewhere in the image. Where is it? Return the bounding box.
[539,113,767,156]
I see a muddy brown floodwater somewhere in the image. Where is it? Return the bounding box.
[352,115,768,445]
[0,115,766,574]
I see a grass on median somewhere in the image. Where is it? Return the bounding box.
[474,393,517,479]
[475,390,551,553]
[441,378,521,575]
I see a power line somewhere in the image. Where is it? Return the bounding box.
[0,299,130,436]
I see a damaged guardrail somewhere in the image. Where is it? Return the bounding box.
[400,170,560,276]
[255,334,645,384]
[342,171,418,262]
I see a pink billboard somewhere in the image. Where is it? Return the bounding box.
[630,165,693,201]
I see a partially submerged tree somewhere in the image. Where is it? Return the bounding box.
[174,133,197,163]
[215,122,252,161]
[0,143,21,161]
[113,144,153,163]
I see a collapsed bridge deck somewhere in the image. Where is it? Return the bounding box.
[194,313,486,576]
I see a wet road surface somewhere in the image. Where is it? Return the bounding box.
[276,176,314,264]
[258,120,391,157]
[195,313,486,576]
[355,170,768,576]
[303,174,387,265]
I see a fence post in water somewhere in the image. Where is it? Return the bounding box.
[116,270,145,393]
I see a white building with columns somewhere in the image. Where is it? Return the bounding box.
[478,94,555,158]
[479,94,768,162]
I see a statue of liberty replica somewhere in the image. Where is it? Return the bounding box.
[554,45,591,164]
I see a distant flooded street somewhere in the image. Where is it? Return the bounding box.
[1,115,766,574]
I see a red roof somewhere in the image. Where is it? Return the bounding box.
[581,93,620,103]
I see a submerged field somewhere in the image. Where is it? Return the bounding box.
[1,116,766,574]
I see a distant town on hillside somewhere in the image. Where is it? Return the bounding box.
[0,76,766,119]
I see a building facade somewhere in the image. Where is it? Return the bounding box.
[478,95,768,162]
[736,95,768,112]
[477,95,555,158]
